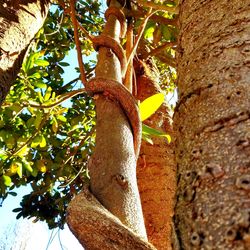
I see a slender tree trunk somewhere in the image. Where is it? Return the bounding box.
[89,0,146,238]
[0,0,49,105]
[174,0,250,249]
[135,60,177,250]
[67,1,155,249]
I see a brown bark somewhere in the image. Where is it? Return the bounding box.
[135,60,177,250]
[67,187,156,250]
[67,0,148,247]
[174,0,250,249]
[0,0,49,104]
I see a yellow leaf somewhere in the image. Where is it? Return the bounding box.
[16,145,29,157]
[139,93,165,121]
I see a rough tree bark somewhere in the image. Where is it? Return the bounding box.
[174,0,250,249]
[135,59,176,250]
[0,0,49,105]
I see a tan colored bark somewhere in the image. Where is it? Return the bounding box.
[67,187,156,250]
[0,0,49,104]
[135,60,177,250]
[67,0,147,246]
[174,0,250,249]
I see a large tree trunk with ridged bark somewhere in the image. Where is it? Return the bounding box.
[135,59,176,250]
[0,0,49,105]
[174,0,250,249]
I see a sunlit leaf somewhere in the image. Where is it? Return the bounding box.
[142,133,154,145]
[34,59,50,67]
[44,87,52,101]
[34,81,47,89]
[2,175,12,187]
[142,124,171,143]
[40,135,46,148]
[22,160,33,173]
[139,93,165,121]
[31,135,42,148]
[57,115,67,122]
[16,145,29,157]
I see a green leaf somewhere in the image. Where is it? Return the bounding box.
[139,93,165,121]
[2,175,12,187]
[5,134,16,149]
[44,87,52,101]
[9,160,22,177]
[40,135,46,148]
[142,133,154,145]
[57,115,67,122]
[34,59,50,67]
[31,135,42,148]
[22,160,33,173]
[142,124,171,143]
[31,134,46,148]
[58,62,70,67]
[28,72,42,79]
[12,207,22,212]
[9,192,17,196]
[144,21,155,40]
[0,149,8,160]
[16,145,29,157]
[33,81,47,89]
[34,114,43,129]
[16,163,23,178]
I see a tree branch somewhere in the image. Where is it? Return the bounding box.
[143,41,177,58]
[69,0,87,85]
[137,0,179,14]
[124,9,178,26]
[125,9,155,76]
[24,88,86,109]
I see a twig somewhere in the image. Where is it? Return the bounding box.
[156,54,176,68]
[77,22,94,41]
[124,9,178,26]
[143,41,177,58]
[137,0,179,14]
[125,9,155,76]
[69,0,87,84]
[124,22,134,92]
[24,88,86,109]
[56,76,80,94]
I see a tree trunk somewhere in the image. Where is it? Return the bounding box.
[0,0,49,105]
[67,1,153,249]
[135,59,176,250]
[174,0,250,249]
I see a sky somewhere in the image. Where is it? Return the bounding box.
[0,49,84,250]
